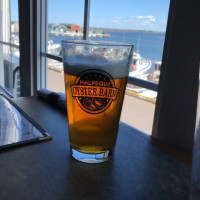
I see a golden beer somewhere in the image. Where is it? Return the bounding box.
[62,40,133,163]
[64,73,127,154]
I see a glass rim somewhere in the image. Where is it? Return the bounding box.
[61,40,134,47]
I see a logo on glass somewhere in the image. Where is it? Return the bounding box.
[71,69,119,114]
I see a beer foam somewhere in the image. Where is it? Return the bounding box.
[63,54,131,79]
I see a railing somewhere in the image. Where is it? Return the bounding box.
[0,0,159,95]
[0,40,158,93]
[0,41,20,48]
[42,52,158,92]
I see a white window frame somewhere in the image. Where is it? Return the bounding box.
[0,0,20,97]
[17,0,47,96]
[9,0,200,152]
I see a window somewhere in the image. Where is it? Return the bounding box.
[0,0,20,97]
[42,0,170,134]
[89,0,168,82]
[0,0,195,151]
[0,0,194,151]
[89,0,170,133]
[47,0,85,93]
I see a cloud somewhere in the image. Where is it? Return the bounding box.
[140,15,156,26]
[112,19,120,23]
[111,17,121,23]
[92,14,164,32]
[146,16,156,22]
[141,21,151,26]
[109,15,156,27]
[137,16,144,19]
[114,17,120,19]
[135,15,156,26]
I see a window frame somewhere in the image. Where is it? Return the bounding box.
[7,0,198,152]
[41,0,158,92]
[16,0,48,96]
[0,0,20,97]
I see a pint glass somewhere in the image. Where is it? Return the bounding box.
[62,40,133,163]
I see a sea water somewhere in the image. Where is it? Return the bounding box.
[49,31,165,61]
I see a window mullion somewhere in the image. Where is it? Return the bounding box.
[40,0,48,90]
[18,0,32,96]
[83,0,90,40]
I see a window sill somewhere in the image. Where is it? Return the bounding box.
[0,96,191,200]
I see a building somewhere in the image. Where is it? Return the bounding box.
[11,21,19,33]
[69,24,82,32]
[48,23,82,35]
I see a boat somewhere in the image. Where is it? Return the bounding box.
[152,61,162,83]
[129,51,152,80]
[48,40,61,55]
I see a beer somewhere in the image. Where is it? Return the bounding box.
[65,72,127,154]
[62,40,133,163]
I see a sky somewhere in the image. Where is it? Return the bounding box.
[11,0,170,32]
[49,0,170,32]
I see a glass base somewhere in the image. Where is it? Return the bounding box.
[71,148,113,163]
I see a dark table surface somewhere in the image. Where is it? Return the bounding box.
[0,97,192,200]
